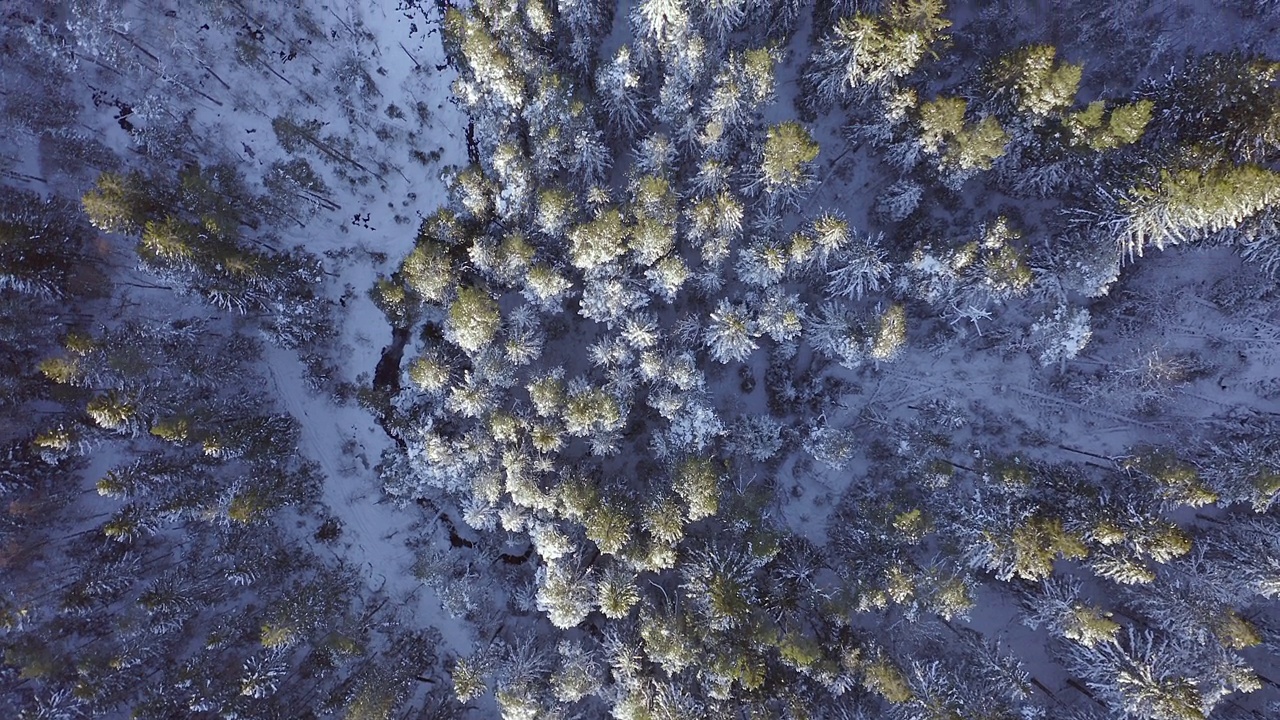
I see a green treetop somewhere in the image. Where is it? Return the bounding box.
[448,286,501,354]
[991,44,1082,118]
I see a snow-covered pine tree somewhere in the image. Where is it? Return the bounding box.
[1111,163,1280,260]
[753,288,806,343]
[826,233,892,300]
[987,44,1082,120]
[596,46,647,141]
[704,298,760,363]
[803,0,950,108]
[536,560,596,629]
[754,122,820,211]
[556,0,614,71]
[1068,629,1216,720]
[447,286,502,355]
[873,179,923,222]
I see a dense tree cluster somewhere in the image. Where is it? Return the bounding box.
[365,1,1280,719]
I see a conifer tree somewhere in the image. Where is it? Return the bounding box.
[1070,630,1213,720]
[536,560,595,629]
[705,299,759,363]
[674,457,721,521]
[1155,52,1280,164]
[804,0,950,106]
[756,122,820,210]
[447,286,501,354]
[81,171,157,234]
[989,45,1082,119]
[1113,163,1280,259]
[596,46,647,140]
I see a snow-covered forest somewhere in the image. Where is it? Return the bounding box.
[3,0,1280,718]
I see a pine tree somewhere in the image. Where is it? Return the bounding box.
[1067,99,1154,151]
[704,299,759,363]
[1021,576,1120,647]
[917,95,967,153]
[449,8,527,112]
[870,303,907,362]
[874,179,923,222]
[976,514,1089,582]
[944,115,1009,174]
[1028,305,1092,366]
[536,560,595,629]
[585,496,634,555]
[804,0,950,106]
[447,286,501,354]
[596,46,647,140]
[646,255,690,302]
[1155,52,1280,164]
[596,565,641,619]
[561,382,624,442]
[639,608,700,675]
[674,456,721,521]
[550,640,604,703]
[568,208,629,271]
[628,175,677,266]
[399,238,454,305]
[81,171,156,233]
[1113,163,1280,259]
[988,45,1082,119]
[826,234,891,300]
[753,288,806,343]
[756,122,820,210]
[1070,630,1211,720]
[522,263,574,311]
[643,496,687,545]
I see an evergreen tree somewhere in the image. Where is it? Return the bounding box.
[0,191,88,299]
[804,0,950,106]
[1113,163,1280,259]
[81,171,157,234]
[826,233,892,300]
[705,299,759,363]
[1154,52,1280,164]
[674,457,721,521]
[1022,576,1120,648]
[988,44,1083,119]
[557,0,614,70]
[448,286,502,354]
[536,560,595,629]
[943,114,1009,177]
[596,46,647,141]
[1070,630,1213,720]
[755,121,820,210]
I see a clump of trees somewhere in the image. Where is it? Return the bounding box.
[374,1,1280,718]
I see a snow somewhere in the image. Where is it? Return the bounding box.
[262,341,474,656]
